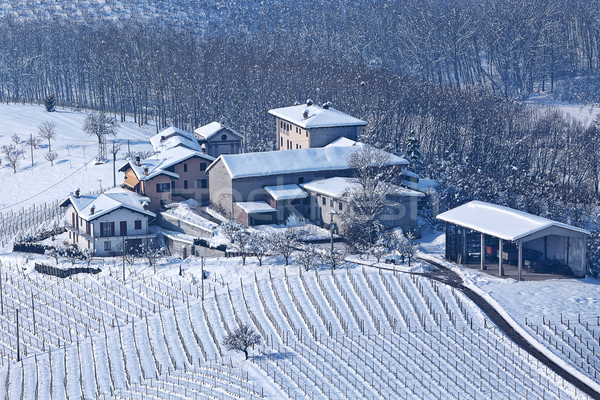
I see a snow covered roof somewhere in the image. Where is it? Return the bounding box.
[264,184,308,201]
[60,187,155,221]
[207,143,407,179]
[149,126,201,152]
[325,137,362,147]
[120,147,214,181]
[268,104,367,129]
[302,177,425,199]
[436,201,590,241]
[194,122,243,140]
[234,201,277,214]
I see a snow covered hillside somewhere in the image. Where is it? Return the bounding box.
[0,104,155,213]
[0,252,589,400]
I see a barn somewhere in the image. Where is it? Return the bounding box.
[437,201,590,279]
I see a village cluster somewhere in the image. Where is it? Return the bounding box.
[59,101,423,257]
[59,100,591,281]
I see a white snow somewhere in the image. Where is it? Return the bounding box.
[263,184,307,201]
[149,125,202,152]
[121,146,214,181]
[437,200,590,241]
[194,121,243,140]
[302,176,425,199]
[210,144,408,179]
[63,187,155,220]
[268,103,367,129]
[0,104,156,212]
[234,201,277,214]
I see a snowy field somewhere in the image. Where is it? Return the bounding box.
[419,230,600,393]
[0,104,155,213]
[0,251,589,399]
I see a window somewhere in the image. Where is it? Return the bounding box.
[184,180,188,189]
[134,220,142,230]
[280,137,283,147]
[306,131,309,137]
[100,222,114,237]
[120,221,127,236]
[104,241,111,251]
[298,177,304,184]
[221,134,227,141]
[338,202,343,211]
[330,199,334,207]
[199,162,207,171]
[171,180,176,190]
[322,197,326,205]
[183,163,188,172]
[156,182,170,193]
[196,179,208,189]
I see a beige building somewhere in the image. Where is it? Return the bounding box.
[269,101,367,150]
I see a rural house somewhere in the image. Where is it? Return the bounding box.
[60,188,156,256]
[301,177,424,233]
[119,146,215,212]
[269,100,367,150]
[206,140,411,226]
[194,121,244,157]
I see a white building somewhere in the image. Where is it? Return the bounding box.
[60,188,156,256]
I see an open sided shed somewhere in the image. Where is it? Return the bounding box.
[437,201,590,279]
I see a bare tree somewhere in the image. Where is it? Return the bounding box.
[2,145,22,174]
[37,120,56,151]
[248,231,269,266]
[318,247,346,270]
[297,244,317,271]
[84,112,119,161]
[272,229,299,266]
[232,229,251,266]
[223,323,261,360]
[45,151,58,166]
[221,219,244,244]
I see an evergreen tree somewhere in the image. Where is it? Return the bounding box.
[404,135,423,176]
[44,94,55,112]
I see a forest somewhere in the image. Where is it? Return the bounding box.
[1,0,600,273]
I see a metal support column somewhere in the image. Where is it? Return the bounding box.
[498,239,503,276]
[518,241,523,281]
[480,233,485,270]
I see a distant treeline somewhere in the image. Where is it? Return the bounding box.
[1,3,600,273]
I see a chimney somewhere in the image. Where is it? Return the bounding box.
[201,144,207,154]
[160,135,165,142]
[303,109,309,119]
[135,156,141,166]
[306,98,313,106]
[323,101,331,109]
[143,166,149,176]
[90,205,95,215]
[74,188,80,198]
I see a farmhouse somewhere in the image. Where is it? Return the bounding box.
[269,100,367,150]
[206,140,411,226]
[119,147,214,212]
[60,188,156,256]
[194,121,244,158]
[437,201,590,278]
[301,177,424,232]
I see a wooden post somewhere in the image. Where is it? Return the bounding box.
[498,239,503,277]
[518,241,523,281]
[480,233,485,271]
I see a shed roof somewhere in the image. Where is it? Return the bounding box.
[302,177,425,199]
[264,184,308,201]
[436,201,590,241]
[235,201,277,214]
[268,104,367,129]
[149,126,201,152]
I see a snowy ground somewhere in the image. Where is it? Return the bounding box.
[524,93,600,126]
[0,104,155,212]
